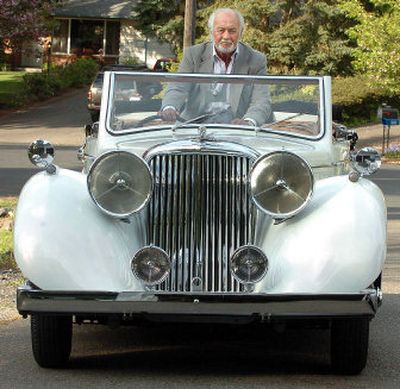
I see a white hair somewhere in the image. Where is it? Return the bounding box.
[208,8,244,35]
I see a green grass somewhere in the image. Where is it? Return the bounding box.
[0,197,17,270]
[0,71,26,107]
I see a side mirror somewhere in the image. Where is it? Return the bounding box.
[28,140,56,174]
[351,147,381,176]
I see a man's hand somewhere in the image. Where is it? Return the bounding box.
[232,118,257,126]
[231,118,247,125]
[158,107,178,121]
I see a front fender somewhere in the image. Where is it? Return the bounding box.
[256,175,386,293]
[14,168,145,291]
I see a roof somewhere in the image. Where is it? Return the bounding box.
[53,0,138,20]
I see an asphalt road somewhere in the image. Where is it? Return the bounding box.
[0,300,399,388]
[0,89,399,386]
[0,87,88,196]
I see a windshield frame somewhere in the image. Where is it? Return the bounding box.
[104,72,328,141]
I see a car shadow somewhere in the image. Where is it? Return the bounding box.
[69,322,331,374]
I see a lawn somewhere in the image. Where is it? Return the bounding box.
[0,197,17,270]
[0,71,25,107]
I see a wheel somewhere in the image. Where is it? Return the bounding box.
[31,314,72,368]
[330,318,369,374]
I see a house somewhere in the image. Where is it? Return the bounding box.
[20,0,174,68]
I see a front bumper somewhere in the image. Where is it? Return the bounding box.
[17,284,380,321]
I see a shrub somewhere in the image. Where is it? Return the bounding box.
[22,72,63,100]
[0,197,17,271]
[21,58,98,101]
[385,144,400,158]
[332,75,400,125]
[57,58,98,87]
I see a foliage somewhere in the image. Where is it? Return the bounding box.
[384,144,400,158]
[22,72,62,99]
[21,58,98,102]
[0,0,61,54]
[0,197,17,271]
[56,58,98,87]
[120,55,141,65]
[332,75,400,125]
[338,0,400,94]
[196,0,275,54]
[132,0,185,50]
[134,1,356,76]
[268,0,355,75]
[133,1,222,50]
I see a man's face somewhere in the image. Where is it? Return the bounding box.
[212,11,241,54]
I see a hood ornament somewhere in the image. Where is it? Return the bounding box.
[198,125,207,140]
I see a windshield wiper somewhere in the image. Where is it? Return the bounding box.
[171,109,232,132]
[171,113,213,132]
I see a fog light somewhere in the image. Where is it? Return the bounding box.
[231,245,268,284]
[131,246,171,285]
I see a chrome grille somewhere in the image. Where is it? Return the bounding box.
[148,153,255,292]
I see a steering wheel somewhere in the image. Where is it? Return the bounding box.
[133,114,185,128]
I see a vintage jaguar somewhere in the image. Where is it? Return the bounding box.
[14,71,386,373]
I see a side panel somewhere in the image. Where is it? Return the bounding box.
[256,175,386,293]
[14,169,145,291]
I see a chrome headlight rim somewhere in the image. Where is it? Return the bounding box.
[87,150,153,218]
[250,150,314,219]
[131,246,171,286]
[230,245,269,285]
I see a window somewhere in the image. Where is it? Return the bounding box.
[52,19,121,56]
[106,21,120,55]
[52,19,68,53]
[71,20,104,55]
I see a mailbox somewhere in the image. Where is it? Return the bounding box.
[378,105,400,125]
[378,104,400,153]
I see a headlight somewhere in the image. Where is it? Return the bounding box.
[87,151,152,217]
[231,245,268,284]
[250,151,313,219]
[131,246,171,285]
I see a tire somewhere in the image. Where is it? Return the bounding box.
[31,314,72,368]
[330,318,369,374]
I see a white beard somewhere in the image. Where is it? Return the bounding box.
[213,39,237,54]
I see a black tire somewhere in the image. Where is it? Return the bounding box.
[31,314,72,368]
[330,318,369,374]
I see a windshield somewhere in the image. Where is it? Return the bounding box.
[107,73,323,138]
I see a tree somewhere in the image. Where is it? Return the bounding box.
[197,0,276,53]
[0,0,60,67]
[132,0,186,51]
[132,0,356,76]
[339,0,400,93]
[268,0,355,75]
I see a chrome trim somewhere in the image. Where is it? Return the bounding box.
[143,139,260,161]
[87,150,153,218]
[250,151,314,219]
[145,142,258,293]
[108,71,323,84]
[17,285,379,319]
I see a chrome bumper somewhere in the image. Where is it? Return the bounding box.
[17,284,380,320]
[17,285,379,321]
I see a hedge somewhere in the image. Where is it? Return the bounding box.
[332,75,400,125]
[21,58,98,102]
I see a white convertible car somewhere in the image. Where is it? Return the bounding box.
[15,72,386,373]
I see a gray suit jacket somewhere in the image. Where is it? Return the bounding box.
[162,42,272,125]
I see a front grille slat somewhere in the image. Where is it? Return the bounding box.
[149,153,254,293]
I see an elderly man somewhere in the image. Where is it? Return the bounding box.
[160,8,272,126]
